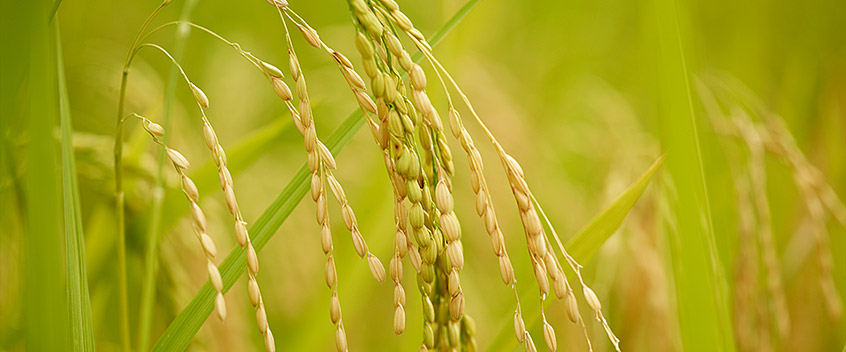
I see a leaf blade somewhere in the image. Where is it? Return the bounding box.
[57,20,96,351]
[566,154,665,263]
[653,0,735,349]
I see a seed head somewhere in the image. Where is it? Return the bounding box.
[394,284,406,307]
[248,276,261,307]
[166,148,190,169]
[390,255,403,282]
[448,270,461,296]
[201,122,217,151]
[224,185,239,215]
[181,175,199,202]
[446,241,464,269]
[189,82,210,108]
[392,10,412,31]
[552,276,568,300]
[441,213,461,242]
[352,229,367,258]
[435,181,453,213]
[330,291,341,324]
[533,261,549,295]
[385,32,403,57]
[261,61,284,78]
[289,54,301,81]
[326,174,346,202]
[423,324,435,348]
[335,324,348,352]
[147,121,165,136]
[271,77,293,101]
[332,51,354,69]
[190,202,207,232]
[355,32,373,57]
[525,333,537,352]
[297,25,321,48]
[317,142,337,170]
[214,292,226,320]
[565,292,580,323]
[200,233,218,259]
[449,293,465,320]
[524,208,543,237]
[491,229,505,255]
[207,260,223,291]
[393,230,408,257]
[410,64,426,90]
[264,329,276,352]
[393,305,406,334]
[310,173,322,201]
[499,255,514,285]
[543,320,557,351]
[355,90,377,114]
[247,244,259,275]
[513,310,526,343]
[423,296,435,323]
[316,193,328,224]
[256,303,268,333]
[583,286,602,312]
[367,253,386,283]
[321,225,333,255]
[345,68,366,91]
[235,221,248,247]
[475,191,487,216]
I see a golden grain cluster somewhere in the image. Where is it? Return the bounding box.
[113,1,628,351]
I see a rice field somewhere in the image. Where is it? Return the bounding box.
[1,0,845,351]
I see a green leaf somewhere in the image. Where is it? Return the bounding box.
[57,20,96,351]
[652,0,735,350]
[566,155,665,263]
[23,1,68,349]
[152,1,481,349]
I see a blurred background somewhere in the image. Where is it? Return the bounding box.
[1,0,845,351]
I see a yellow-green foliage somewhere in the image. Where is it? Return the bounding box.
[1,0,844,351]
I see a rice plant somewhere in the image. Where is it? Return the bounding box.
[2,0,844,351]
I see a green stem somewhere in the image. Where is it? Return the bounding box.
[113,2,172,351]
[113,72,130,352]
[141,21,265,69]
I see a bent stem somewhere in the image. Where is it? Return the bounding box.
[113,1,171,351]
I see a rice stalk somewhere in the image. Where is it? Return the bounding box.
[113,2,174,349]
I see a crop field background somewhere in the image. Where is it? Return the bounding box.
[1,0,845,351]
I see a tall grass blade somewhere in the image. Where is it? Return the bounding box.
[23,1,68,349]
[56,19,96,351]
[653,0,734,350]
[152,1,480,349]
[566,155,664,262]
